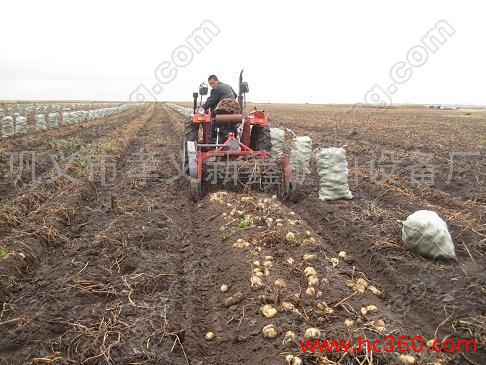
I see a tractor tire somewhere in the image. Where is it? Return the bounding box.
[181,135,188,174]
[184,116,199,142]
[250,125,272,152]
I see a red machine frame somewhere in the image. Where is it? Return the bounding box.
[188,108,290,193]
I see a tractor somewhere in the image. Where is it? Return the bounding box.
[181,70,297,201]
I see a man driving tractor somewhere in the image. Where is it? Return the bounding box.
[203,75,239,114]
[184,74,240,141]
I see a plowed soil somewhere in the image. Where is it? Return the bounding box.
[0,103,484,365]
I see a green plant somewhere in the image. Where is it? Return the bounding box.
[100,138,115,150]
[0,250,9,259]
[238,219,251,229]
[75,153,90,168]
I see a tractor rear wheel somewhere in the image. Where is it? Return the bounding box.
[250,125,272,152]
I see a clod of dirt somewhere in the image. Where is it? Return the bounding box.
[224,291,244,307]
[261,304,278,318]
[258,294,274,304]
[262,324,278,338]
[304,327,321,339]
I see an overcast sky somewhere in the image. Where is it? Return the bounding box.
[1,0,485,105]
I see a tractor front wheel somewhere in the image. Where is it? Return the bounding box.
[181,135,188,175]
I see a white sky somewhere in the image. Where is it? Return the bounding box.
[0,0,485,105]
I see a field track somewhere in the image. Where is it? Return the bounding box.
[0,103,484,364]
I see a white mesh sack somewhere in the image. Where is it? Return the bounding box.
[62,112,70,125]
[290,136,312,176]
[48,113,59,128]
[399,210,457,261]
[269,128,285,159]
[35,114,47,131]
[2,116,14,137]
[315,147,353,201]
[70,111,79,123]
[167,103,193,117]
[15,116,28,134]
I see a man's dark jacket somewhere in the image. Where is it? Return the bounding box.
[202,82,237,111]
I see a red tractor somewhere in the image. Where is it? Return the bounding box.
[181,70,297,201]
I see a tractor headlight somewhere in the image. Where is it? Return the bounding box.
[197,107,205,115]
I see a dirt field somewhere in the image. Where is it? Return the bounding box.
[0,103,484,364]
